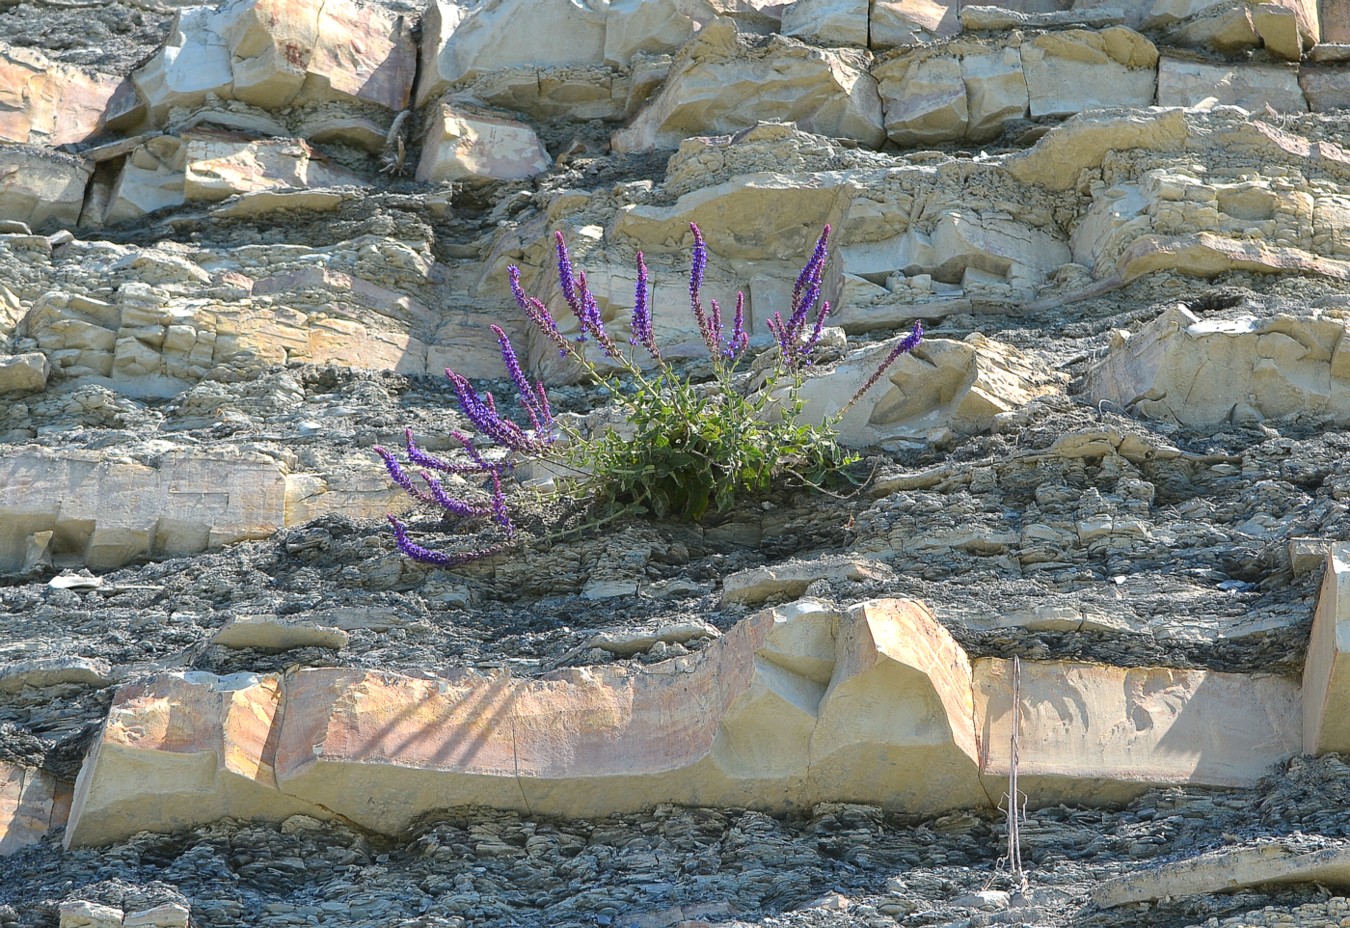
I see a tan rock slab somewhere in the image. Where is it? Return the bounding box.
[122,904,190,928]
[1157,56,1307,111]
[612,20,884,153]
[0,762,72,856]
[416,102,551,184]
[1081,304,1350,427]
[1007,107,1190,193]
[721,555,896,606]
[870,0,959,48]
[1301,65,1350,111]
[1303,543,1350,754]
[183,132,363,202]
[781,0,869,47]
[1020,28,1158,119]
[212,615,350,651]
[0,147,92,230]
[0,44,125,145]
[799,333,1058,446]
[64,671,328,847]
[0,351,48,393]
[1093,841,1350,908]
[0,658,112,693]
[58,901,123,928]
[975,658,1301,804]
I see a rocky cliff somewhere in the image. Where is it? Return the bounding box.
[8,0,1350,926]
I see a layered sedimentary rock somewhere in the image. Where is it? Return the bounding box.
[65,598,991,844]
[0,762,71,856]
[1303,544,1350,754]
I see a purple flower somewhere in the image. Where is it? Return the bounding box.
[841,321,924,412]
[386,515,506,567]
[404,428,479,475]
[375,445,434,503]
[420,471,492,517]
[490,324,554,435]
[687,223,718,357]
[510,265,568,355]
[724,291,748,359]
[768,225,834,370]
[446,368,542,454]
[630,250,659,360]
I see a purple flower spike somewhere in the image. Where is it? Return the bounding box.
[376,446,434,503]
[556,231,582,320]
[420,471,492,517]
[688,223,718,356]
[403,428,479,475]
[725,291,748,359]
[842,320,925,412]
[491,324,543,433]
[386,515,494,567]
[630,250,659,360]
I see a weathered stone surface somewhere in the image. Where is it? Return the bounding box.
[1157,56,1307,111]
[66,598,989,843]
[0,657,112,693]
[1082,305,1350,427]
[612,20,885,152]
[876,40,1029,146]
[212,614,350,651]
[122,904,190,928]
[1020,28,1158,119]
[781,0,869,47]
[416,0,696,108]
[0,447,403,571]
[103,136,187,225]
[960,5,1127,30]
[58,901,123,928]
[1301,65,1350,111]
[133,0,415,123]
[870,0,959,48]
[64,672,328,847]
[722,555,896,606]
[976,658,1302,804]
[0,147,92,230]
[415,102,551,184]
[1303,544,1350,754]
[0,762,71,857]
[799,334,1058,446]
[0,44,125,145]
[183,132,363,202]
[1094,842,1350,909]
[1006,107,1190,193]
[0,351,48,393]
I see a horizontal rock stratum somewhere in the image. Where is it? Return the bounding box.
[63,597,1303,847]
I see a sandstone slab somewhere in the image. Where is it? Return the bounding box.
[211,614,350,651]
[876,40,1029,146]
[0,762,71,856]
[612,20,884,153]
[0,351,48,393]
[798,333,1057,446]
[870,0,959,48]
[0,44,125,145]
[1303,543,1350,754]
[722,555,896,606]
[1094,841,1350,908]
[1081,304,1350,427]
[1157,56,1307,111]
[66,598,988,843]
[1020,28,1158,119]
[415,102,551,185]
[975,658,1301,805]
[781,0,868,47]
[183,132,363,202]
[0,147,93,231]
[133,0,415,123]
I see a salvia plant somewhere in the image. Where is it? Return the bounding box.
[377,223,923,567]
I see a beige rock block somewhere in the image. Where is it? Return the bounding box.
[870,0,959,48]
[103,136,187,225]
[612,20,885,152]
[1020,28,1158,119]
[58,901,123,928]
[122,904,190,928]
[212,614,349,651]
[1083,304,1350,426]
[0,448,291,571]
[0,147,92,230]
[134,0,414,121]
[781,0,869,46]
[962,45,1029,141]
[0,658,112,693]
[0,351,47,393]
[67,598,996,843]
[1094,842,1350,909]
[64,672,327,847]
[806,599,987,811]
[1007,106,1190,192]
[603,0,702,66]
[1254,2,1307,58]
[1303,544,1350,754]
[225,0,414,110]
[796,333,1057,446]
[183,132,363,202]
[0,44,124,145]
[416,102,551,184]
[722,555,896,606]
[1157,56,1307,111]
[0,762,71,856]
[877,51,967,147]
[1300,65,1350,110]
[975,658,1302,804]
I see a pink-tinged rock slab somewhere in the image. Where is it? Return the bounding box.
[64,672,329,847]
[975,658,1302,805]
[0,762,71,855]
[0,148,92,231]
[1303,544,1350,754]
[67,599,989,843]
[182,132,363,203]
[0,44,126,145]
[415,102,551,184]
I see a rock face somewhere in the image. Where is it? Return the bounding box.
[0,45,126,145]
[1303,544,1350,754]
[63,596,1316,847]
[0,762,70,856]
